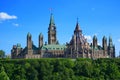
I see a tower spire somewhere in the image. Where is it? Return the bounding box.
[49,13,55,26]
[74,18,82,34]
[77,17,79,23]
[48,13,57,44]
[109,36,113,47]
[75,18,80,31]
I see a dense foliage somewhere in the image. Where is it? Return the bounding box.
[0,50,5,58]
[0,58,120,80]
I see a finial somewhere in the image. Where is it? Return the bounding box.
[77,17,79,23]
[75,17,80,31]
[49,9,55,25]
[49,8,53,14]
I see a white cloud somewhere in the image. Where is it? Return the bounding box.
[84,35,92,41]
[118,39,120,42]
[84,35,92,43]
[12,23,19,27]
[98,42,100,45]
[0,12,17,21]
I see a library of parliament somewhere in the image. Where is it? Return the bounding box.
[11,13,115,59]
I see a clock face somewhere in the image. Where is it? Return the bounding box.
[52,27,54,30]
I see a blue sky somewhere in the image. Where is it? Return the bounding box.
[0,0,120,56]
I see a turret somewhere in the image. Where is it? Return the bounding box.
[108,36,115,58]
[11,43,22,59]
[27,32,33,55]
[108,36,113,48]
[102,36,107,56]
[11,45,17,59]
[113,45,115,57]
[27,32,32,49]
[39,33,43,48]
[93,35,97,48]
[102,36,107,50]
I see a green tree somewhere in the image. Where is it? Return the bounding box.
[39,60,53,80]
[3,63,14,79]
[25,62,38,80]
[106,63,120,79]
[13,65,26,80]
[0,50,5,58]
[0,66,9,80]
[74,60,93,78]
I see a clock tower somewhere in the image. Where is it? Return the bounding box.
[48,13,57,44]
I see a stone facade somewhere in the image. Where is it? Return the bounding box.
[65,21,115,58]
[11,13,66,59]
[11,13,115,59]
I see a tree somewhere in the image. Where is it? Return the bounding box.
[13,65,26,80]
[0,66,9,80]
[0,50,5,58]
[39,60,53,80]
[25,62,38,80]
[106,63,120,79]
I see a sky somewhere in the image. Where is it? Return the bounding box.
[0,0,120,56]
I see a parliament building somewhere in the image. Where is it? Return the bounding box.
[11,13,115,59]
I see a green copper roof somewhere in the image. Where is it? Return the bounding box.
[103,36,107,40]
[17,43,21,48]
[90,46,99,50]
[93,35,97,40]
[39,33,43,37]
[41,44,66,50]
[32,44,38,50]
[50,13,55,25]
[109,36,112,41]
[27,32,31,37]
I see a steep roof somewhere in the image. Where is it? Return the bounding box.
[93,35,97,40]
[75,21,80,31]
[41,44,66,50]
[32,44,38,50]
[49,13,55,26]
[27,32,31,37]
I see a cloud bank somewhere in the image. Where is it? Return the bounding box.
[0,12,17,21]
[84,35,92,41]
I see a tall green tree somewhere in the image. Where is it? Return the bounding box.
[0,66,9,80]
[0,50,5,58]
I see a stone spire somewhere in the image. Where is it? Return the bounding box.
[109,36,113,48]
[108,36,115,57]
[102,36,107,50]
[74,18,82,34]
[27,32,32,50]
[48,13,57,44]
[75,19,80,30]
[49,13,55,26]
[39,33,43,48]
[93,35,98,48]
[27,32,31,37]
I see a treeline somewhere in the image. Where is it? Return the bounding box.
[0,58,120,80]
